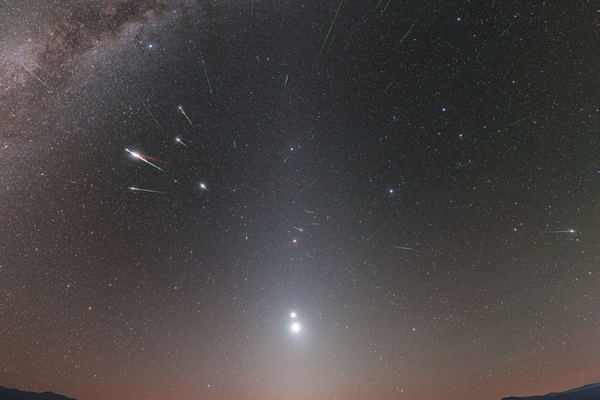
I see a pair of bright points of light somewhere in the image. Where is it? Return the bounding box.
[290,312,300,333]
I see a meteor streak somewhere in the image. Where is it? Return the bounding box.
[283,74,289,93]
[203,63,215,102]
[379,0,392,17]
[129,187,165,193]
[511,114,533,126]
[176,138,188,148]
[395,18,418,49]
[541,230,575,233]
[178,106,193,125]
[451,162,473,169]
[318,0,344,59]
[308,180,316,187]
[342,32,354,55]
[126,149,164,172]
[99,10,109,30]
[382,80,394,95]
[394,246,414,250]
[142,102,162,130]
[22,64,53,92]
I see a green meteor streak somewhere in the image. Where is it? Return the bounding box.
[394,246,414,250]
[329,28,339,48]
[283,157,288,164]
[283,74,289,93]
[451,162,473,168]
[385,120,396,128]
[395,19,418,49]
[318,0,344,59]
[143,102,162,130]
[234,140,237,149]
[541,230,575,233]
[144,160,163,172]
[21,64,53,92]
[203,63,215,101]
[99,10,109,31]
[176,138,188,148]
[178,106,193,125]
[293,226,303,231]
[3,0,14,10]
[374,0,384,11]
[228,207,235,211]
[311,223,319,225]
[225,228,230,233]
[317,156,326,163]
[382,80,394,94]
[308,180,316,187]
[342,32,354,55]
[379,0,392,17]
[511,114,533,126]
[305,211,315,213]
[250,0,254,21]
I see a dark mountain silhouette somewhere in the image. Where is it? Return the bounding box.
[0,386,79,400]
[502,383,600,400]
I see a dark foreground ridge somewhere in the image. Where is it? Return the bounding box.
[502,383,600,400]
[0,386,79,400]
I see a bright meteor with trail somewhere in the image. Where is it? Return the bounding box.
[178,106,193,125]
[541,230,575,233]
[126,149,164,172]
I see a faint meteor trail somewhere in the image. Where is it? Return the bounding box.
[203,63,215,102]
[99,10,109,31]
[21,64,53,92]
[129,187,165,193]
[395,18,418,49]
[379,0,392,17]
[342,32,354,55]
[142,102,162,130]
[318,0,344,59]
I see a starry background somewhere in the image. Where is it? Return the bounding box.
[0,0,598,399]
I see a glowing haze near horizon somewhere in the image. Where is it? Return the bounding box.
[1,1,599,399]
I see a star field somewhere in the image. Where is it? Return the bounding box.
[1,1,599,400]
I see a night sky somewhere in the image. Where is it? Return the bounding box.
[1,1,599,399]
